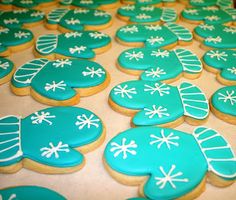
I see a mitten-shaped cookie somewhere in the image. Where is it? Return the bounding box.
[202,49,236,85]
[109,80,209,127]
[210,86,236,124]
[35,31,111,59]
[0,58,15,85]
[117,47,202,82]
[179,0,233,8]
[0,9,44,28]
[0,106,105,173]
[104,126,236,199]
[46,8,112,32]
[181,7,236,24]
[0,26,34,56]
[117,5,177,24]
[120,0,176,6]
[116,23,192,49]
[0,186,66,200]
[11,58,110,106]
[194,24,236,49]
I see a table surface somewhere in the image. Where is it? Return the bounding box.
[0,2,236,200]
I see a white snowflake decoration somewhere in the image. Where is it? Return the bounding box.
[184,9,199,15]
[0,193,16,200]
[113,84,137,99]
[0,27,9,34]
[75,114,100,129]
[136,13,151,20]
[145,67,166,78]
[44,80,66,92]
[4,18,19,25]
[205,15,220,21]
[218,90,236,105]
[31,111,56,125]
[110,138,137,159]
[155,165,189,189]
[223,27,236,34]
[199,24,215,31]
[65,18,80,25]
[144,105,170,119]
[147,36,164,46]
[13,9,28,14]
[74,8,89,14]
[52,59,72,68]
[144,83,170,96]
[150,129,179,149]
[120,25,138,33]
[121,4,135,11]
[80,0,93,4]
[227,67,236,75]
[140,6,154,11]
[82,67,105,78]
[145,25,162,31]
[20,0,33,4]
[14,31,31,39]
[151,49,169,58]
[206,50,228,61]
[94,10,110,17]
[0,61,9,70]
[89,32,108,39]
[202,6,219,12]
[205,36,222,44]
[125,51,144,61]
[65,32,82,38]
[40,141,70,158]
[30,11,44,17]
[191,0,203,3]
[69,45,87,54]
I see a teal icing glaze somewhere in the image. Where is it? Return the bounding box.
[0,0,55,9]
[0,106,103,169]
[121,0,175,5]
[116,23,192,48]
[11,58,108,101]
[203,49,236,82]
[118,5,177,23]
[189,0,233,8]
[118,47,202,82]
[0,186,66,200]
[46,8,112,31]
[182,6,235,24]
[194,24,236,49]
[211,86,236,116]
[0,9,44,28]
[104,126,236,199]
[109,80,209,126]
[0,57,14,80]
[36,31,111,59]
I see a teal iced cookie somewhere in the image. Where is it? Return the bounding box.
[0,106,105,173]
[211,85,236,124]
[0,186,66,200]
[46,8,112,32]
[0,57,15,85]
[117,47,202,82]
[0,26,34,56]
[194,23,236,49]
[117,5,177,24]
[35,31,111,59]
[11,58,109,106]
[121,0,176,6]
[60,0,119,9]
[109,80,209,127]
[116,23,192,49]
[181,6,236,24]
[0,9,44,28]
[179,0,233,8]
[104,126,236,200]
[203,49,236,85]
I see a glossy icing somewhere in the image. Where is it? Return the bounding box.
[11,58,108,102]
[0,9,44,28]
[0,0,56,9]
[116,23,192,48]
[0,57,14,81]
[117,5,177,23]
[109,80,209,126]
[121,0,176,5]
[194,24,236,49]
[118,47,202,81]
[0,107,103,170]
[203,49,236,83]
[186,0,233,8]
[211,86,236,116]
[46,8,112,31]
[36,31,111,59]
[104,126,236,199]
[0,186,66,200]
[182,6,236,24]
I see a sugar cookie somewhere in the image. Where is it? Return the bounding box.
[0,58,15,85]
[109,80,209,127]
[0,106,105,173]
[104,126,236,200]
[117,47,202,82]
[121,0,176,7]
[179,0,233,8]
[11,58,110,106]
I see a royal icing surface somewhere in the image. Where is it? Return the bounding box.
[118,47,202,81]
[36,31,111,59]
[109,80,209,126]
[11,58,108,101]
[116,23,192,48]
[211,86,236,117]
[104,126,236,199]
[0,0,56,9]
[46,8,112,31]
[117,5,177,23]
[182,6,236,24]
[185,0,233,8]
[0,107,103,169]
[0,9,44,28]
[121,0,176,5]
[203,49,236,83]
[0,186,66,200]
[194,24,236,49]
[0,57,14,81]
